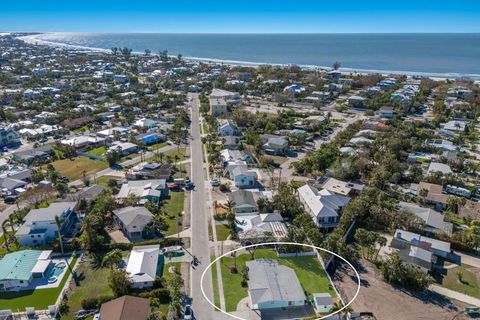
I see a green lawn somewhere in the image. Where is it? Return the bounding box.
[440,264,480,298]
[211,257,221,309]
[62,258,112,320]
[86,146,106,157]
[49,157,108,181]
[94,175,121,188]
[147,147,187,163]
[148,142,168,151]
[215,224,230,241]
[218,249,335,312]
[163,192,185,236]
[0,256,78,311]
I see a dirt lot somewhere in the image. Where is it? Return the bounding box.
[333,260,472,320]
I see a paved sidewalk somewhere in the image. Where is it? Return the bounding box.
[430,284,480,306]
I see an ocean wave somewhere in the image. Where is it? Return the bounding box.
[17,33,480,81]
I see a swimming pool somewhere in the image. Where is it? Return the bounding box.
[48,262,66,278]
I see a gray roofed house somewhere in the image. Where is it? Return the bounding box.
[313,293,334,313]
[113,206,153,240]
[397,201,453,235]
[64,184,105,202]
[12,145,53,164]
[260,134,289,155]
[246,259,306,310]
[16,202,77,246]
[427,162,453,175]
[228,189,259,215]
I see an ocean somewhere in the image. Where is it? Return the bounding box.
[20,33,480,79]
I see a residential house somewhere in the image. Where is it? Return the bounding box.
[134,118,158,128]
[246,259,306,310]
[108,141,138,156]
[97,127,129,139]
[232,166,257,189]
[126,162,172,180]
[297,184,350,230]
[117,179,169,204]
[210,88,241,105]
[218,120,237,136]
[237,213,287,242]
[125,245,160,289]
[209,98,228,116]
[61,135,106,150]
[443,120,467,132]
[135,132,166,146]
[260,134,289,155]
[99,295,150,320]
[397,202,453,236]
[0,127,20,148]
[417,182,449,211]
[377,106,395,118]
[427,162,453,175]
[390,229,451,272]
[319,177,365,197]
[64,184,105,202]
[113,207,153,240]
[12,145,53,164]
[347,96,366,108]
[222,136,241,150]
[228,189,272,215]
[16,202,77,246]
[0,250,53,290]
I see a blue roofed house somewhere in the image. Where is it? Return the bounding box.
[232,167,257,189]
[15,202,77,246]
[0,250,53,290]
[135,132,166,145]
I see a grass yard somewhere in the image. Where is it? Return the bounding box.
[440,264,480,298]
[148,142,168,151]
[86,146,106,157]
[211,257,221,309]
[49,157,108,181]
[63,257,112,320]
[163,191,185,236]
[215,224,230,241]
[0,256,78,311]
[219,248,335,312]
[147,147,187,163]
[94,175,121,188]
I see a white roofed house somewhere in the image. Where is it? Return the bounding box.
[260,134,289,156]
[246,259,306,311]
[125,245,160,289]
[113,206,153,241]
[297,184,350,231]
[107,141,138,156]
[427,162,453,175]
[117,179,169,204]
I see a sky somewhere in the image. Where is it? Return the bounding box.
[1,0,480,33]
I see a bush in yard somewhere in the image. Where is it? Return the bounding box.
[230,265,238,274]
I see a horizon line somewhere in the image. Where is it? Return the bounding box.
[6,31,480,35]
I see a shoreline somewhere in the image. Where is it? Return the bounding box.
[17,33,480,81]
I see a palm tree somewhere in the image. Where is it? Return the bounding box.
[2,220,10,251]
[225,200,236,213]
[102,249,123,270]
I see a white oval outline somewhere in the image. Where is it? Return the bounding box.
[200,241,361,320]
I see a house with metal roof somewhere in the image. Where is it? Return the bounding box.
[125,245,160,289]
[99,295,150,320]
[246,259,306,310]
[117,179,168,204]
[0,250,53,290]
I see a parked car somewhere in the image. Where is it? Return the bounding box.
[4,196,16,204]
[168,183,181,191]
[183,305,193,320]
[210,178,220,187]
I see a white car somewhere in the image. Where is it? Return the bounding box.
[210,178,220,187]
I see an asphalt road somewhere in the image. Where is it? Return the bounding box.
[188,93,215,319]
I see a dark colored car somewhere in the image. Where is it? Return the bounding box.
[4,196,17,204]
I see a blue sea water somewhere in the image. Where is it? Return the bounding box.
[23,33,480,78]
